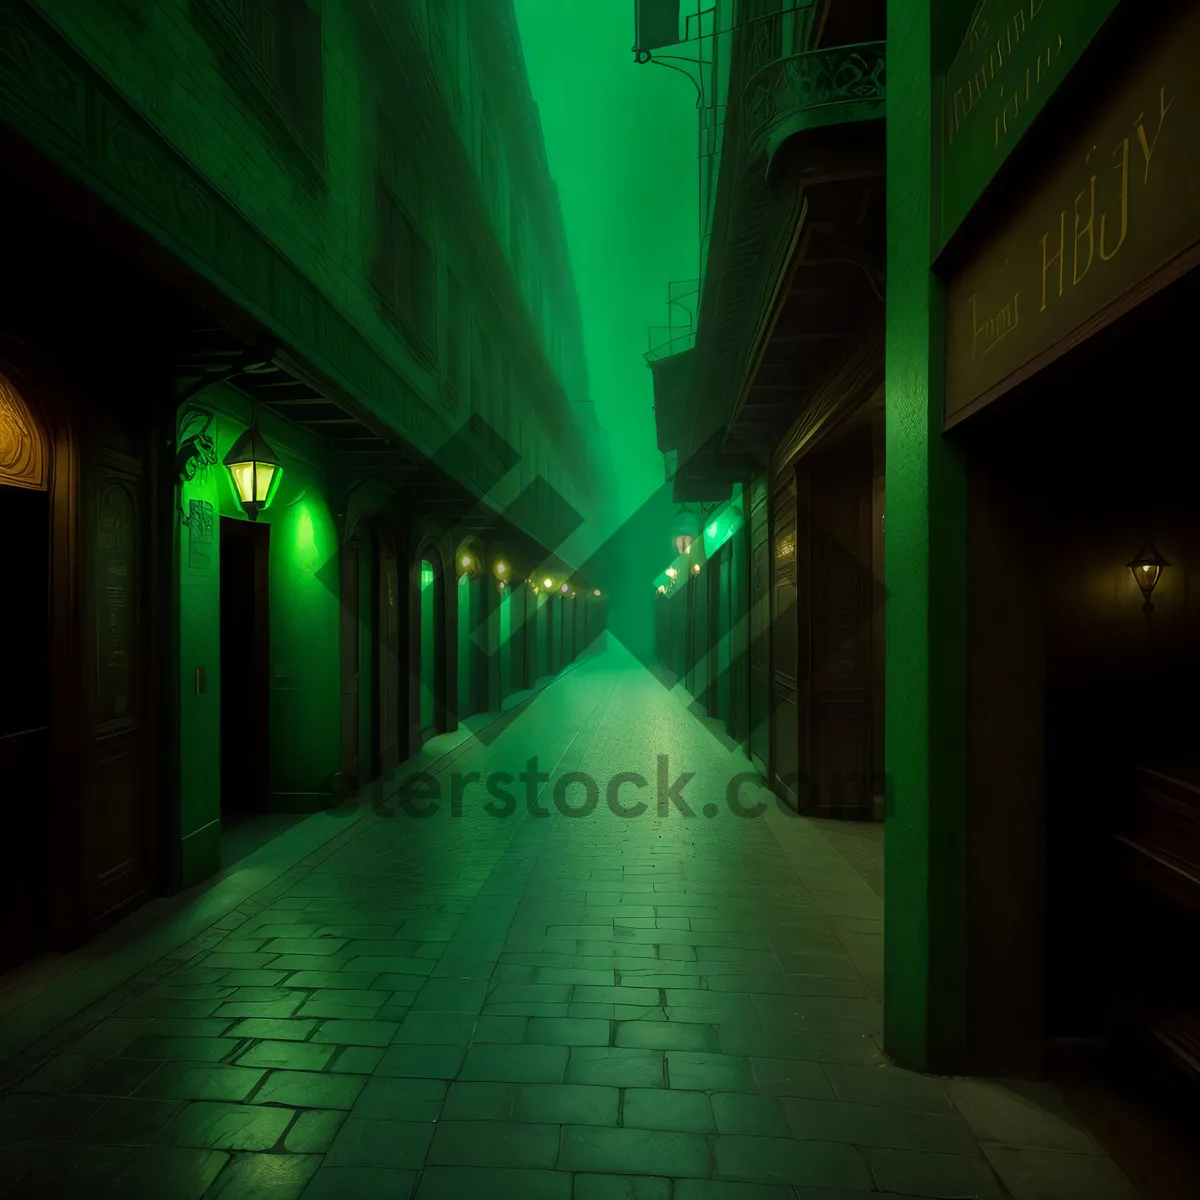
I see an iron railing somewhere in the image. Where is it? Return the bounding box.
[740,40,886,155]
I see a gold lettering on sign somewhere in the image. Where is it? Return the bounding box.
[970,291,1021,359]
[1038,84,1173,313]
[948,0,1047,145]
[995,33,1064,148]
[1039,209,1066,311]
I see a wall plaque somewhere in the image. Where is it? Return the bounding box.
[944,0,1200,427]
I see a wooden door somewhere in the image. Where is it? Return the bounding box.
[340,534,362,789]
[715,544,732,728]
[692,568,710,708]
[376,527,401,772]
[219,518,270,821]
[809,463,874,817]
[749,485,770,772]
[548,596,561,674]
[537,593,549,678]
[769,471,800,807]
[0,473,51,972]
[81,444,155,930]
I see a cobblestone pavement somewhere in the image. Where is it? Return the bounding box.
[0,646,1140,1198]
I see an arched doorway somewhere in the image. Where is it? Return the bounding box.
[417,546,447,744]
[455,538,484,724]
[0,368,52,973]
[376,524,402,773]
[497,580,513,704]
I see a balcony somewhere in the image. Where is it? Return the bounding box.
[741,41,886,180]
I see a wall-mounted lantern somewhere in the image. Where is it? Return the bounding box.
[223,419,282,521]
[692,562,701,574]
[543,577,554,589]
[593,589,601,597]
[560,582,569,594]
[665,567,678,581]
[657,584,667,595]
[1128,540,1169,612]
[494,560,509,580]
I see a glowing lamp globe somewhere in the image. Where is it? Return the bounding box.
[223,422,282,521]
[673,508,700,556]
[1128,541,1169,612]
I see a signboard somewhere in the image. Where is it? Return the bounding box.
[944,0,1200,426]
[634,0,682,55]
[939,0,1121,250]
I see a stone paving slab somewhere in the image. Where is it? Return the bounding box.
[0,647,1143,1198]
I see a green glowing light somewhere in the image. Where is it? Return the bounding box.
[296,506,315,552]
[421,562,435,587]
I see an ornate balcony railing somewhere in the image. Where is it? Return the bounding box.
[741,41,886,159]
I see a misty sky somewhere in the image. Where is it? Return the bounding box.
[513,0,700,529]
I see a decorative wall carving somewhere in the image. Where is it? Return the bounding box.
[0,372,48,490]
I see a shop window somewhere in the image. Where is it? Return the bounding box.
[192,0,325,179]
[373,110,436,362]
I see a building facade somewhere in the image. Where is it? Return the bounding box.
[888,0,1200,1091]
[644,0,887,816]
[645,0,1200,1104]
[0,0,608,974]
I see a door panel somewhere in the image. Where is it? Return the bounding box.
[809,463,874,816]
[377,529,400,772]
[82,445,152,928]
[692,569,710,709]
[749,484,770,770]
[715,545,732,728]
[769,473,799,807]
[340,537,361,788]
[0,479,51,971]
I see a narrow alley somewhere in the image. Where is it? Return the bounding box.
[2,0,1200,1196]
[0,644,1137,1199]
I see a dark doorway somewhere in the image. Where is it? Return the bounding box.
[0,481,51,974]
[219,517,270,829]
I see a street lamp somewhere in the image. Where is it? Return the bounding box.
[673,506,699,556]
[1128,540,1169,612]
[223,419,282,521]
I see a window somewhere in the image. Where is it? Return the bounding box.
[739,0,783,70]
[374,188,436,357]
[481,117,503,225]
[445,272,463,405]
[510,201,524,284]
[192,0,324,177]
[373,109,436,359]
[470,320,487,420]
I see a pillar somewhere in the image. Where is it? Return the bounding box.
[883,0,970,1072]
